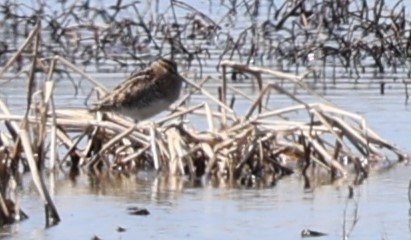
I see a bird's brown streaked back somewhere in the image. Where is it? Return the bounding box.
[90,58,184,121]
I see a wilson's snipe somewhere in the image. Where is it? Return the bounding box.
[91,58,184,121]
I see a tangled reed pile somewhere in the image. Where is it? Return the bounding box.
[0,0,409,227]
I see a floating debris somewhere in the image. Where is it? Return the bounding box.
[116,226,127,232]
[301,229,328,238]
[91,235,102,240]
[127,207,150,216]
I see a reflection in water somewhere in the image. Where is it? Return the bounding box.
[0,164,408,240]
[62,169,278,200]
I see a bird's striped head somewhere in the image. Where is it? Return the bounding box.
[152,58,178,74]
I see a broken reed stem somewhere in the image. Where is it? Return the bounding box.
[0,99,20,137]
[25,22,41,118]
[150,125,160,170]
[156,103,205,125]
[221,65,227,126]
[0,193,10,220]
[182,76,236,116]
[204,102,214,132]
[121,145,150,163]
[220,60,331,105]
[18,21,60,226]
[227,84,266,108]
[244,84,273,119]
[59,129,88,166]
[310,108,348,151]
[49,99,58,170]
[0,22,40,79]
[19,124,60,226]
[174,76,210,107]
[45,58,58,170]
[255,73,263,113]
[30,25,48,170]
[55,56,108,93]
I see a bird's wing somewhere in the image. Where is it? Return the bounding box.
[92,68,154,111]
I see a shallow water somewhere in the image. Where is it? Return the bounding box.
[0,83,410,240]
[0,0,411,239]
[1,164,410,240]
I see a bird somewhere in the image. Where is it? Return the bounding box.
[90,58,184,121]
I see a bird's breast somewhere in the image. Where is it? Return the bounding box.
[117,99,173,121]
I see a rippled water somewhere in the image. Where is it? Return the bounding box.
[1,164,410,239]
[1,0,411,239]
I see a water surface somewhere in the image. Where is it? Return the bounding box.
[0,0,410,239]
